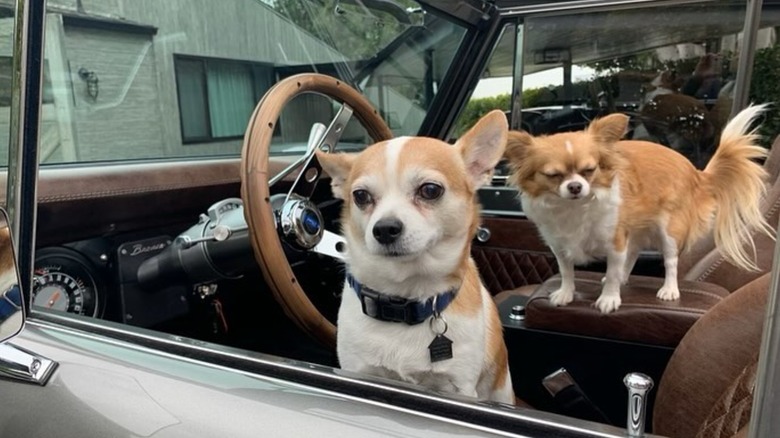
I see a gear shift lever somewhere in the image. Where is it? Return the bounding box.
[624,372,654,437]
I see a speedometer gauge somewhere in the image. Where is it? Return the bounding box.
[34,269,88,314]
[33,249,103,318]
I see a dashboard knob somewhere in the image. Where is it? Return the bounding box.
[509,304,525,321]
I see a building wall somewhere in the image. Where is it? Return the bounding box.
[1,0,348,163]
[63,24,165,161]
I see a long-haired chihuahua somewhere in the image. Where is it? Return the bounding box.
[505,104,773,313]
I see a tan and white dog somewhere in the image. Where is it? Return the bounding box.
[505,104,773,313]
[316,110,514,404]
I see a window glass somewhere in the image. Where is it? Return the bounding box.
[450,23,515,139]
[1,11,53,167]
[24,0,465,165]
[518,1,780,169]
[175,58,210,141]
[356,18,466,136]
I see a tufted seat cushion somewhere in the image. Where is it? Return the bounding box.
[693,355,758,438]
[519,271,729,346]
[653,273,769,437]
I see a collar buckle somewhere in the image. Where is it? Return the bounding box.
[358,287,424,325]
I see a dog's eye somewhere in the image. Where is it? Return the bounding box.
[352,189,373,207]
[542,172,563,179]
[418,183,444,201]
[581,167,597,176]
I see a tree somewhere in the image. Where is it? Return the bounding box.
[272,0,414,60]
[749,45,780,147]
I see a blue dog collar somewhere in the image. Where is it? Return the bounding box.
[346,273,457,325]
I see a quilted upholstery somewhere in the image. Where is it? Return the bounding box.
[654,274,769,438]
[471,247,558,295]
[694,356,758,438]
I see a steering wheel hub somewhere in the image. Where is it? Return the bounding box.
[279,197,324,250]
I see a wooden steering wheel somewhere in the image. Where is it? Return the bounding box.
[240,73,393,348]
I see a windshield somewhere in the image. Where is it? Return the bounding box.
[0,0,467,165]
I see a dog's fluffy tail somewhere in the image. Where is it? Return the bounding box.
[703,103,775,271]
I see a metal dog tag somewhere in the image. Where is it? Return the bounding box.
[428,334,453,363]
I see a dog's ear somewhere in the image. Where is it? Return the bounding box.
[456,109,508,188]
[504,130,534,165]
[587,113,629,145]
[316,150,355,200]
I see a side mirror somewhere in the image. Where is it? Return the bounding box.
[0,209,23,344]
[0,208,54,385]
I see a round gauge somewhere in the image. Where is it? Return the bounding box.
[33,249,103,318]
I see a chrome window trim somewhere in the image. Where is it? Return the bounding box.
[731,0,764,116]
[7,0,46,312]
[25,311,653,438]
[509,19,525,131]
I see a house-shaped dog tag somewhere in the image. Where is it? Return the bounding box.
[428,334,453,362]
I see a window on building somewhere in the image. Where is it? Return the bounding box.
[174,56,274,143]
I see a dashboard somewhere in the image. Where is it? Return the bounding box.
[31,196,265,333]
[32,232,192,327]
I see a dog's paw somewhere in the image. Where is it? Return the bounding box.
[656,285,680,301]
[595,294,621,313]
[549,288,574,306]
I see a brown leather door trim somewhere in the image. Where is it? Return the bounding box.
[0,156,300,246]
[0,156,300,205]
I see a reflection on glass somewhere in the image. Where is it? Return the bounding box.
[0,211,22,342]
[515,1,780,168]
[6,0,465,165]
[271,93,372,156]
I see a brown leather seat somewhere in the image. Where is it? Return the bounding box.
[513,273,768,438]
[522,271,729,346]
[651,273,769,437]
[677,135,780,291]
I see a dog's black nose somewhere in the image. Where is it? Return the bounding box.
[373,218,404,245]
[567,182,582,195]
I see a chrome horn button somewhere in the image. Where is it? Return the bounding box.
[278,196,325,250]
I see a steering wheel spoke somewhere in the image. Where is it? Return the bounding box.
[312,230,347,260]
[286,104,354,201]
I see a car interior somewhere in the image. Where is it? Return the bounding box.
[6,0,780,436]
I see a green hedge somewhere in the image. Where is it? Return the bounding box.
[452,88,550,137]
[749,45,780,146]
